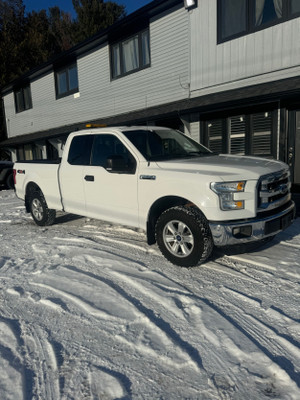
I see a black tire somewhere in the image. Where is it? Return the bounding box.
[155,206,213,267]
[29,190,56,226]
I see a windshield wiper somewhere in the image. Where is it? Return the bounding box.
[149,153,195,161]
[186,151,211,157]
[148,151,212,161]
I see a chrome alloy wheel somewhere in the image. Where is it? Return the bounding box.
[163,220,194,258]
[31,198,44,221]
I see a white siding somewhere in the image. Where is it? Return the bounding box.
[190,0,300,96]
[4,6,190,139]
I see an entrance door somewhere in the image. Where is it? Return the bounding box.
[288,111,300,191]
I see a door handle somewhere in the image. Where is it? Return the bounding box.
[84,175,94,182]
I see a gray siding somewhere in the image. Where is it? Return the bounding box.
[190,0,300,96]
[4,5,190,139]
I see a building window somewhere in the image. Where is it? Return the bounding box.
[111,29,150,79]
[291,0,300,14]
[14,84,32,113]
[205,110,276,158]
[16,144,43,161]
[218,0,300,43]
[55,63,79,98]
[219,0,247,41]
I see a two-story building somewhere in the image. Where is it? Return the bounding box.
[1,0,299,191]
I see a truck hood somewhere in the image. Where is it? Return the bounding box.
[155,154,287,180]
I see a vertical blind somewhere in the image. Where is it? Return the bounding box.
[206,111,274,157]
[207,119,223,153]
[230,115,246,155]
[252,112,272,156]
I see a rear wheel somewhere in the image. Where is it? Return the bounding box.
[29,190,56,226]
[155,206,213,267]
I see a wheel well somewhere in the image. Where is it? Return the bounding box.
[146,196,199,245]
[25,182,42,213]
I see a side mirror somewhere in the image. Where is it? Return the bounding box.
[106,155,128,173]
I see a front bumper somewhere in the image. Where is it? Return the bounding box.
[209,201,296,246]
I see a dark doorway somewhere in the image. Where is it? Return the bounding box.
[288,110,300,192]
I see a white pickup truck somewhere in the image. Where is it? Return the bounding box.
[14,126,296,267]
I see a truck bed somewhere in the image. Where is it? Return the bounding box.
[14,161,63,211]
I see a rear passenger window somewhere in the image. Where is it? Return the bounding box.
[68,135,93,165]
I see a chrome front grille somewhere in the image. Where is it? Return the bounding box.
[257,169,291,212]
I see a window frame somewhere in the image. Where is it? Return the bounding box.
[203,107,278,158]
[16,143,43,161]
[14,84,33,113]
[54,62,79,99]
[217,0,300,44]
[110,28,151,80]
[67,134,137,174]
[67,135,94,166]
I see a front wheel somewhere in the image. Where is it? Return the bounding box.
[155,206,213,267]
[29,190,56,226]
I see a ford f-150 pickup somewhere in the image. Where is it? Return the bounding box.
[13,126,296,267]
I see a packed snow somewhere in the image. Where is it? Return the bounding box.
[0,189,299,399]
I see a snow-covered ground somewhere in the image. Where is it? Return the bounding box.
[0,189,299,400]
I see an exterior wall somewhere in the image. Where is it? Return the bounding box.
[190,0,300,97]
[4,5,190,139]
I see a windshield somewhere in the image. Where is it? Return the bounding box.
[123,128,211,161]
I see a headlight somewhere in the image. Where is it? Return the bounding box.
[210,181,246,210]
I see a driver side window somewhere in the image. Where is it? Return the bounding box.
[91,134,136,173]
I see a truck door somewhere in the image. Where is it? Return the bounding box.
[83,134,139,227]
[59,135,94,215]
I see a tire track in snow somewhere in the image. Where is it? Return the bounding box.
[191,294,300,390]
[32,282,126,322]
[0,317,35,400]
[225,253,300,277]
[220,287,300,361]
[222,286,300,325]
[4,282,133,399]
[149,267,300,394]
[60,362,132,400]
[21,325,60,400]
[92,365,132,399]
[214,255,300,291]
[108,267,294,399]
[62,264,206,373]
[53,233,152,267]
[0,257,11,269]
[32,234,151,272]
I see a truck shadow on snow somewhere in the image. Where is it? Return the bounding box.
[52,213,84,225]
[213,237,277,258]
[212,233,294,259]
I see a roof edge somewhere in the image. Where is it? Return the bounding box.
[1,0,182,95]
